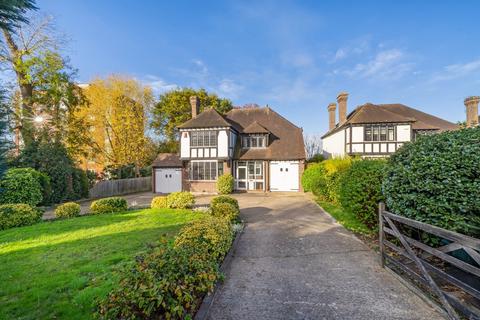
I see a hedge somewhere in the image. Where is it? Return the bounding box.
[151,196,168,209]
[97,216,233,319]
[339,160,387,229]
[90,197,128,214]
[210,195,239,210]
[383,127,480,236]
[166,192,195,209]
[0,168,43,207]
[0,204,42,230]
[55,202,81,218]
[210,202,240,223]
[216,174,234,194]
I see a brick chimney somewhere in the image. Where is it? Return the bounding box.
[328,103,337,130]
[190,96,200,118]
[337,92,348,124]
[464,96,479,128]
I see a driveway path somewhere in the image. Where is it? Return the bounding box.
[206,193,443,320]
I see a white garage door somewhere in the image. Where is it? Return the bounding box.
[269,161,299,192]
[154,168,182,194]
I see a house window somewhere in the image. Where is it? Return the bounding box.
[364,125,395,142]
[190,131,218,147]
[189,161,219,180]
[242,135,266,148]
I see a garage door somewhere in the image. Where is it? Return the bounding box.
[269,161,299,192]
[154,168,182,193]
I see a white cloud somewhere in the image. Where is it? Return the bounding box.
[331,37,371,63]
[140,75,178,95]
[217,78,243,99]
[430,58,480,82]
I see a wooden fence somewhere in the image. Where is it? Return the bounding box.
[89,177,151,199]
[379,203,480,320]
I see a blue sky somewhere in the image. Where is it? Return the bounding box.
[37,0,480,135]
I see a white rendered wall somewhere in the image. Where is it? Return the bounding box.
[351,126,364,143]
[180,132,190,158]
[218,130,228,157]
[322,129,346,158]
[397,125,411,142]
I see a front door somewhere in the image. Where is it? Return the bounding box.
[236,165,247,190]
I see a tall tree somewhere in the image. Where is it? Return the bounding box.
[151,88,233,143]
[78,75,156,175]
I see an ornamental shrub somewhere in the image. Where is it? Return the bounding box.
[301,158,352,203]
[167,191,195,209]
[174,216,234,261]
[0,168,43,206]
[383,128,480,236]
[151,196,168,209]
[210,195,239,210]
[339,160,387,229]
[90,197,128,214]
[0,204,42,230]
[216,173,234,194]
[55,202,81,218]
[211,202,240,223]
[72,168,89,200]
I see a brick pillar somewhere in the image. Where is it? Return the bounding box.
[464,96,479,128]
[190,96,199,118]
[337,92,349,124]
[328,103,337,130]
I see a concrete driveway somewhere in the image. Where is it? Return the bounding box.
[206,193,443,320]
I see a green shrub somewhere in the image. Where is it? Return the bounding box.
[90,197,128,214]
[307,153,325,163]
[216,173,234,194]
[0,204,42,230]
[174,216,234,261]
[72,168,89,199]
[167,191,195,209]
[210,202,240,223]
[97,217,234,319]
[301,158,352,203]
[31,170,52,206]
[0,168,43,206]
[151,196,168,209]
[383,128,480,236]
[339,160,387,229]
[55,202,81,218]
[210,195,239,210]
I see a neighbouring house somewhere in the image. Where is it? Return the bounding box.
[152,96,306,194]
[322,92,459,158]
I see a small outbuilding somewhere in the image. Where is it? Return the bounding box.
[152,153,183,194]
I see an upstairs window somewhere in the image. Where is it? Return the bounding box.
[190,131,218,147]
[242,135,267,148]
[364,125,396,142]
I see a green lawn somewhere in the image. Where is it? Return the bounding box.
[0,208,202,320]
[317,200,374,236]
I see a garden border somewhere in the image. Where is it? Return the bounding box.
[194,223,245,320]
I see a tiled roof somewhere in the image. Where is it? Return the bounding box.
[177,108,232,129]
[152,153,182,167]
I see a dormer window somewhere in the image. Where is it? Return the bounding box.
[242,134,267,149]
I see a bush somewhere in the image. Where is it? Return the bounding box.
[210,195,239,210]
[72,168,89,200]
[31,170,52,206]
[97,217,234,319]
[167,192,195,209]
[55,202,81,218]
[90,197,128,214]
[307,153,325,163]
[216,173,234,194]
[339,160,387,229]
[0,204,42,230]
[383,128,480,236]
[0,168,43,206]
[174,216,233,261]
[301,158,352,203]
[211,202,240,223]
[151,196,168,209]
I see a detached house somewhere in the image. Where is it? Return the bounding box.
[322,92,458,158]
[152,96,306,194]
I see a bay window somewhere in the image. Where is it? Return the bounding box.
[189,161,222,181]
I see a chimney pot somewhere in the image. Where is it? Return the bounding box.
[337,92,349,124]
[190,96,199,118]
[327,103,337,130]
[464,96,479,128]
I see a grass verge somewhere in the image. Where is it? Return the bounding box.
[0,208,202,320]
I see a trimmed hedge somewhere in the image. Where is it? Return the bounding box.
[90,197,128,214]
[210,195,239,210]
[0,168,43,206]
[383,128,480,236]
[151,196,168,209]
[211,202,240,223]
[339,160,386,229]
[216,173,234,194]
[166,192,195,209]
[97,216,233,319]
[0,204,42,230]
[55,202,81,218]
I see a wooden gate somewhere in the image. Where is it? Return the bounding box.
[378,202,480,320]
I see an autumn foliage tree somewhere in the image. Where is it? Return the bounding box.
[79,76,156,176]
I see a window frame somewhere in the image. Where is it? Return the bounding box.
[188,161,220,181]
[364,124,396,142]
[241,134,267,149]
[190,131,218,147]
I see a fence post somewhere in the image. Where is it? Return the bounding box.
[378,202,385,268]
